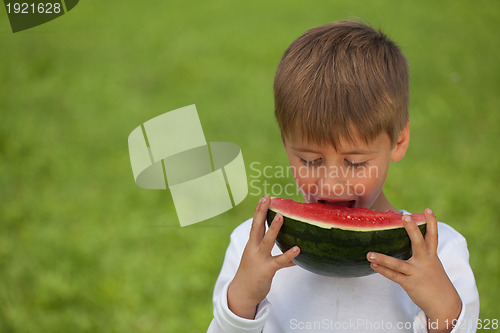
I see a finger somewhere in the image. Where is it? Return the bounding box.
[402,215,427,258]
[272,246,300,271]
[260,213,283,253]
[369,262,407,285]
[367,252,412,276]
[281,260,297,268]
[424,208,438,254]
[249,195,270,246]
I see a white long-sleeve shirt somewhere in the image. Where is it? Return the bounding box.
[207,214,480,333]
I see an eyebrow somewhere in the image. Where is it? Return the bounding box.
[290,146,377,155]
[339,150,377,155]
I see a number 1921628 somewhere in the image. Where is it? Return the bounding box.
[5,2,62,14]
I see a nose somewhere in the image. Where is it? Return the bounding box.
[317,165,352,197]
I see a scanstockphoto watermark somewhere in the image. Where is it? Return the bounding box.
[290,318,423,331]
[289,318,499,331]
[248,161,379,197]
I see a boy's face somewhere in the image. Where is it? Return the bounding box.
[283,127,408,211]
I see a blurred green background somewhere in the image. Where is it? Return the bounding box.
[1,0,498,331]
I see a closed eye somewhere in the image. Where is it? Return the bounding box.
[345,159,369,168]
[300,157,322,167]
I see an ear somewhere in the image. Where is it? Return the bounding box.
[390,121,410,162]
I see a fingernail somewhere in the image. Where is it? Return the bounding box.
[273,214,282,222]
[261,196,267,203]
[403,215,411,223]
[291,246,299,253]
[371,263,379,268]
[425,208,433,215]
[368,252,376,260]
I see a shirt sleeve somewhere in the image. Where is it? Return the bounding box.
[413,223,480,333]
[206,219,272,333]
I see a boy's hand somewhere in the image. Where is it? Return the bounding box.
[367,209,462,333]
[227,195,300,319]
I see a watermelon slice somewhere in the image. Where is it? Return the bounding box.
[267,197,426,277]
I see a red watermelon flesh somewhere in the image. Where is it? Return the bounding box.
[270,197,426,231]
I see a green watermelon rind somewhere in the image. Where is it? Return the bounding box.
[267,209,427,277]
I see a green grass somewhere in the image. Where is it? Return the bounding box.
[1,0,499,331]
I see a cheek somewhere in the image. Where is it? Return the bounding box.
[289,163,319,201]
[291,166,317,188]
[355,163,389,199]
[357,178,382,197]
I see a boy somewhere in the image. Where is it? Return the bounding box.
[207,21,479,332]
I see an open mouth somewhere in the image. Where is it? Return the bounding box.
[318,199,356,208]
